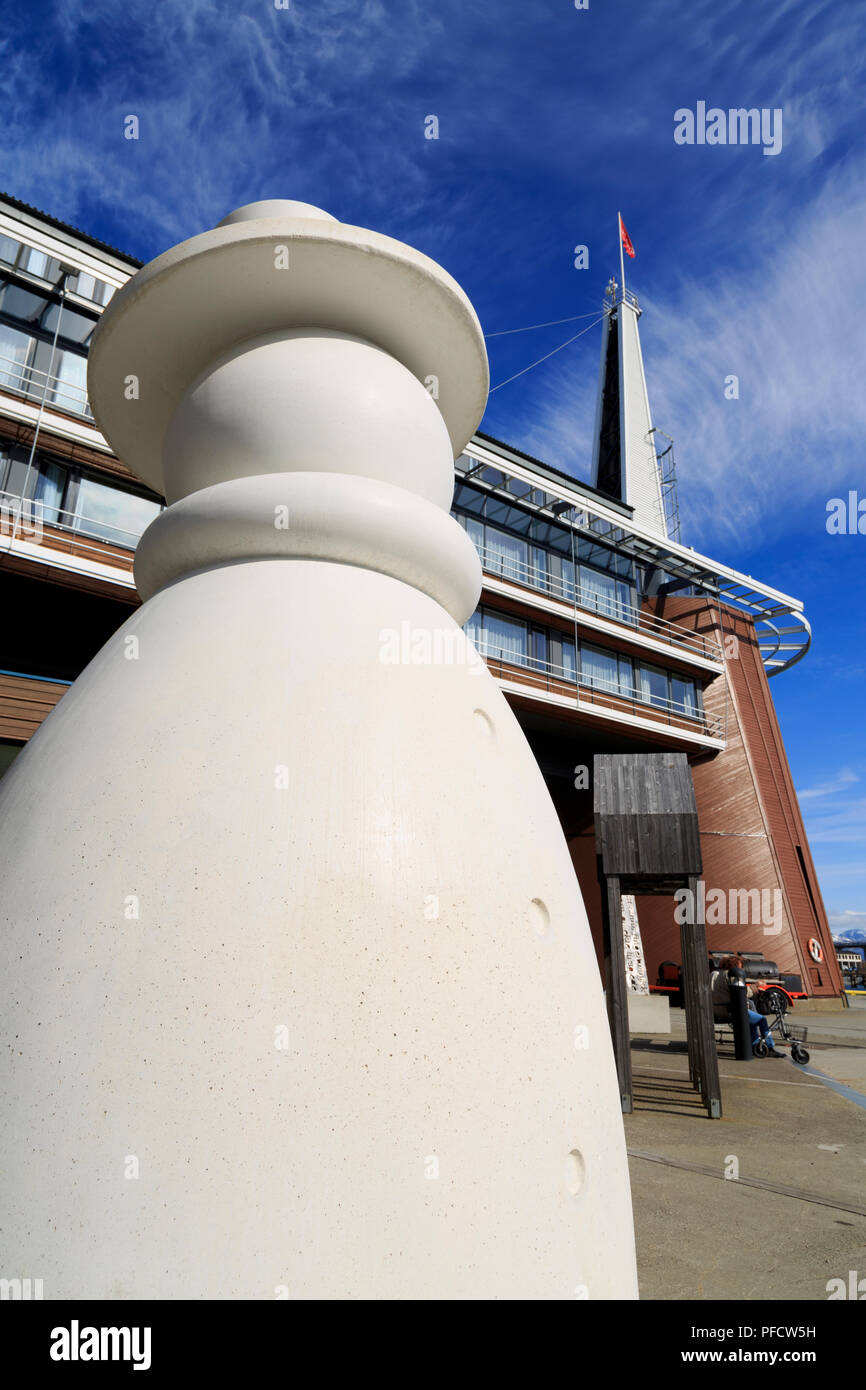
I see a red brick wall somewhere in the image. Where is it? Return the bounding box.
[621,597,842,997]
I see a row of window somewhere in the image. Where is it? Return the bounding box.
[454,509,637,622]
[0,446,161,546]
[453,465,635,575]
[453,461,700,603]
[453,488,635,577]
[0,254,103,416]
[0,232,116,305]
[0,274,98,348]
[465,606,702,720]
[0,320,89,414]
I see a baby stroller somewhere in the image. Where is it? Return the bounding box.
[753,1003,810,1065]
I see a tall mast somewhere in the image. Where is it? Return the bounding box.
[590,215,669,538]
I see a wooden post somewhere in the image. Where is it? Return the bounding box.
[688,875,722,1118]
[602,869,632,1113]
[679,909,699,1089]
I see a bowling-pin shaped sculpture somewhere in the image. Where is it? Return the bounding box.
[0,201,638,1299]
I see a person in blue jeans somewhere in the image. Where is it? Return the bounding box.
[711,955,784,1057]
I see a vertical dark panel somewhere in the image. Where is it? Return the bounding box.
[688,876,722,1119]
[602,869,632,1113]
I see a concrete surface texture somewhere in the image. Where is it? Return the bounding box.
[627,1015,866,1300]
[0,201,637,1299]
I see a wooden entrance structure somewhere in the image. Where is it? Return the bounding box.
[594,752,722,1119]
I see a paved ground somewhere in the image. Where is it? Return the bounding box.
[625,1003,866,1300]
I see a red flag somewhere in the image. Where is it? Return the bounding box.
[619,215,635,259]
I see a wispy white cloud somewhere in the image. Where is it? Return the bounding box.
[644,165,866,546]
[3,0,864,563]
[798,768,859,800]
[1,0,443,248]
[801,796,866,845]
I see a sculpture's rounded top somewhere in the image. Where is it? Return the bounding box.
[216,200,338,227]
[87,204,489,497]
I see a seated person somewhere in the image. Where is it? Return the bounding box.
[710,955,783,1056]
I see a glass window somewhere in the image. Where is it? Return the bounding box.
[547,552,575,601]
[579,565,617,617]
[617,579,636,624]
[576,563,636,622]
[41,301,97,347]
[530,628,548,668]
[671,675,699,719]
[530,546,548,592]
[464,609,483,648]
[465,516,484,550]
[0,234,20,266]
[618,653,635,695]
[22,245,50,277]
[70,273,115,306]
[0,444,29,497]
[50,349,88,413]
[74,272,97,300]
[580,644,633,697]
[0,323,33,389]
[638,663,669,709]
[71,477,161,546]
[452,487,486,519]
[0,279,47,323]
[581,644,618,694]
[31,459,66,524]
[561,555,576,600]
[578,537,633,579]
[0,450,67,516]
[560,637,576,681]
[484,524,528,583]
[482,611,527,663]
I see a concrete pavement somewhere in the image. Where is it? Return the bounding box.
[624,1010,866,1300]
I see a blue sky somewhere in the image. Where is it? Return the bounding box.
[2,0,864,936]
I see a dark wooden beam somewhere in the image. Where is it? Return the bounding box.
[600,867,632,1113]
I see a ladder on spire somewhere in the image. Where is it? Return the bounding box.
[649,427,682,543]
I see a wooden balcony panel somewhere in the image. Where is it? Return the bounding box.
[486,656,718,740]
[1,519,135,572]
[0,672,69,740]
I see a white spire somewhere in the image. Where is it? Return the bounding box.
[590,218,668,538]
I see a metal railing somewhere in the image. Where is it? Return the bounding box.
[473,639,724,740]
[473,541,721,662]
[0,350,92,419]
[0,488,143,568]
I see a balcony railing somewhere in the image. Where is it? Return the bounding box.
[473,541,720,663]
[474,639,725,741]
[0,489,141,571]
[0,350,92,419]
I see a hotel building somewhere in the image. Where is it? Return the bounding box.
[0,193,843,1003]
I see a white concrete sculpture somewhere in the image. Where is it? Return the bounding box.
[0,202,638,1299]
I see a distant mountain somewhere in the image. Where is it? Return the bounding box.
[833,929,866,945]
